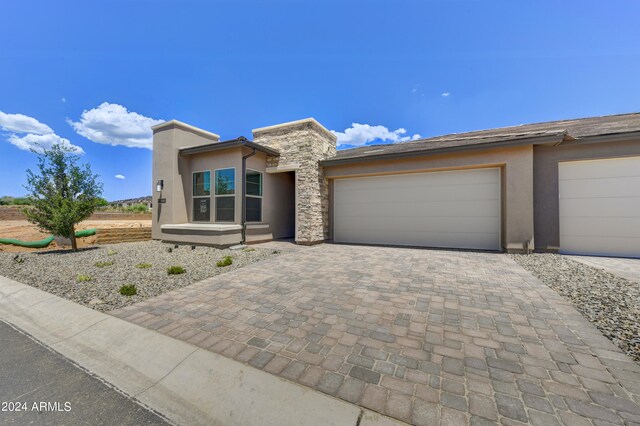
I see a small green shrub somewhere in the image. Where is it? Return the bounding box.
[167,265,186,275]
[243,247,256,252]
[119,284,137,296]
[216,256,233,267]
[125,203,149,213]
[136,263,152,269]
[95,261,114,268]
[107,249,117,256]
[95,197,110,207]
[11,197,34,206]
[76,274,92,282]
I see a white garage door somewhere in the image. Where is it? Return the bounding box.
[333,168,501,250]
[559,156,640,258]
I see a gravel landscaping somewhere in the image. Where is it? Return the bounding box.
[510,253,640,361]
[0,241,280,312]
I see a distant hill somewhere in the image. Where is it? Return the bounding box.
[110,196,152,204]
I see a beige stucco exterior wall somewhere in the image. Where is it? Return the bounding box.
[253,119,337,244]
[323,145,536,251]
[153,128,294,245]
[533,138,640,251]
[152,125,220,241]
[186,149,243,223]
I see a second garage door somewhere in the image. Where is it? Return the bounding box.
[333,168,501,250]
[559,156,640,258]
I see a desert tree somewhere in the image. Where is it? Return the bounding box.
[23,144,103,251]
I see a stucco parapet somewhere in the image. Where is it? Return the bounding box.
[152,120,220,141]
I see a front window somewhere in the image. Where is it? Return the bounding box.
[215,168,235,222]
[192,171,210,222]
[246,170,262,222]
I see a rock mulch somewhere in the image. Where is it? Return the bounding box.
[510,253,640,361]
[0,241,279,312]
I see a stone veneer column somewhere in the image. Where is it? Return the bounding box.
[252,119,337,244]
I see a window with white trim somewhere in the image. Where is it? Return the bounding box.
[215,168,235,222]
[245,169,262,222]
[192,171,211,222]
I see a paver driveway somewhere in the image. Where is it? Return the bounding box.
[112,244,640,425]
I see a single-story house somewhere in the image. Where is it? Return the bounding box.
[151,113,640,258]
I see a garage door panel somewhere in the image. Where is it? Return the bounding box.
[336,168,499,191]
[334,227,499,250]
[561,197,640,218]
[336,200,499,219]
[561,236,640,258]
[336,183,500,204]
[561,217,640,238]
[335,215,500,234]
[560,176,640,198]
[559,156,640,258]
[559,156,640,180]
[334,168,501,250]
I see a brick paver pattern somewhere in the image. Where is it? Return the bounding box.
[569,255,640,285]
[112,245,640,425]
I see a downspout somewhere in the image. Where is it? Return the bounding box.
[241,146,257,244]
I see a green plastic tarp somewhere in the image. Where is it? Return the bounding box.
[0,228,97,248]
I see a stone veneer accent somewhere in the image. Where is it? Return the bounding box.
[253,119,337,243]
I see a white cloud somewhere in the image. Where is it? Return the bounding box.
[0,110,84,154]
[0,111,53,134]
[331,123,421,148]
[68,102,163,149]
[8,133,84,154]
[441,92,450,97]
[114,174,126,180]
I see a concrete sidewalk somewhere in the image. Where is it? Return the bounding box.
[568,255,640,284]
[0,275,402,426]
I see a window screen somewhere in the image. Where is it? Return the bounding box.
[216,196,235,222]
[193,197,210,222]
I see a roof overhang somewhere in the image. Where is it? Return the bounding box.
[560,130,640,146]
[179,138,280,157]
[320,132,567,167]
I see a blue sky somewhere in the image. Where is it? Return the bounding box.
[1,0,639,200]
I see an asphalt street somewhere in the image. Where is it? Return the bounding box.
[0,320,169,425]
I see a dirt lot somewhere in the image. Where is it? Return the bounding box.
[0,205,151,221]
[0,220,152,253]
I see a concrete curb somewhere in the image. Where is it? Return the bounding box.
[0,276,405,426]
